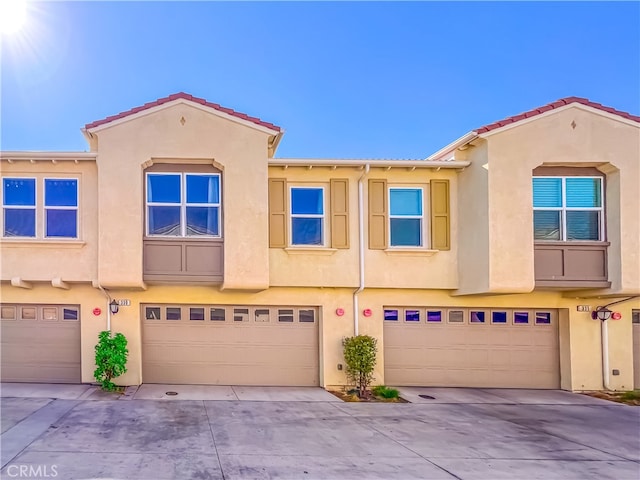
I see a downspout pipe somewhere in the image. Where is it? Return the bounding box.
[598,295,639,391]
[96,284,112,332]
[353,164,370,336]
[601,319,611,390]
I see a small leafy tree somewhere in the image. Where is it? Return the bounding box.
[342,335,378,398]
[94,330,129,391]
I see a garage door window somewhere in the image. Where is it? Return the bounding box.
[405,310,421,322]
[299,309,315,323]
[514,311,529,324]
[167,308,181,320]
[63,307,79,321]
[384,309,399,321]
[536,312,552,325]
[234,308,249,322]
[21,307,36,320]
[43,307,58,321]
[211,308,226,321]
[470,311,486,323]
[1,306,16,320]
[492,311,507,324]
[190,308,205,321]
[278,309,294,322]
[448,310,464,323]
[255,309,270,322]
[145,307,161,320]
[426,310,442,322]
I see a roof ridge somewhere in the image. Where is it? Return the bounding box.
[475,97,640,134]
[85,92,282,132]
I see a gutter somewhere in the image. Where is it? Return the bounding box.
[353,164,370,336]
[269,159,470,169]
[424,131,478,161]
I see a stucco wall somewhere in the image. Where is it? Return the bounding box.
[457,105,640,295]
[92,102,273,290]
[0,161,98,283]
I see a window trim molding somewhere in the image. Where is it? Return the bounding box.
[2,176,81,240]
[2,177,37,239]
[43,177,79,239]
[387,186,426,248]
[288,185,327,247]
[145,171,222,239]
[533,175,605,242]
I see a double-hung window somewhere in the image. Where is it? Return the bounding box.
[533,177,603,241]
[44,179,78,238]
[146,173,220,237]
[2,177,79,239]
[3,178,36,237]
[290,187,324,246]
[389,188,423,247]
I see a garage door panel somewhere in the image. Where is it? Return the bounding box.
[384,307,559,389]
[1,305,81,384]
[142,305,319,386]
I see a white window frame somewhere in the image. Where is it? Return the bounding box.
[288,185,326,246]
[2,177,37,239]
[533,176,604,242]
[145,172,222,238]
[388,186,425,247]
[44,177,79,239]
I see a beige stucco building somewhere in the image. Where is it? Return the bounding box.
[1,93,639,391]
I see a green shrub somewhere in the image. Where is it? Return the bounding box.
[372,385,400,399]
[342,335,377,398]
[94,330,129,391]
[621,390,640,401]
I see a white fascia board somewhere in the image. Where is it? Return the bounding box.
[269,158,470,169]
[0,151,97,162]
[424,131,478,161]
[85,99,281,136]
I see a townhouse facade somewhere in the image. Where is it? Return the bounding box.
[1,93,639,391]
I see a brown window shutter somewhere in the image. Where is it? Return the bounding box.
[368,179,388,249]
[430,179,450,250]
[330,179,350,248]
[269,178,287,248]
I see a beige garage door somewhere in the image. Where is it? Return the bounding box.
[384,307,560,389]
[1,304,81,383]
[142,304,319,386]
[633,310,640,389]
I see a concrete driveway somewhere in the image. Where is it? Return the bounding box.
[1,385,638,479]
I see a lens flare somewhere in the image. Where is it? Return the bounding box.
[0,0,27,35]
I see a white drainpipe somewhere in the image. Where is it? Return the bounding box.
[601,319,611,390]
[353,164,370,336]
[96,284,112,331]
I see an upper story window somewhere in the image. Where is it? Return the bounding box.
[146,173,221,237]
[45,179,78,238]
[3,178,36,237]
[389,187,423,247]
[2,177,78,239]
[533,177,603,241]
[290,187,324,246]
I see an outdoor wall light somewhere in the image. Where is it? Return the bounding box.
[591,306,612,321]
[109,300,120,315]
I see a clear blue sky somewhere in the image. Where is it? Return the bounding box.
[1,1,639,159]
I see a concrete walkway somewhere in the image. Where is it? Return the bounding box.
[1,385,638,479]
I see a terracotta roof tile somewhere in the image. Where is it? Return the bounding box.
[85,92,282,132]
[476,97,640,134]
